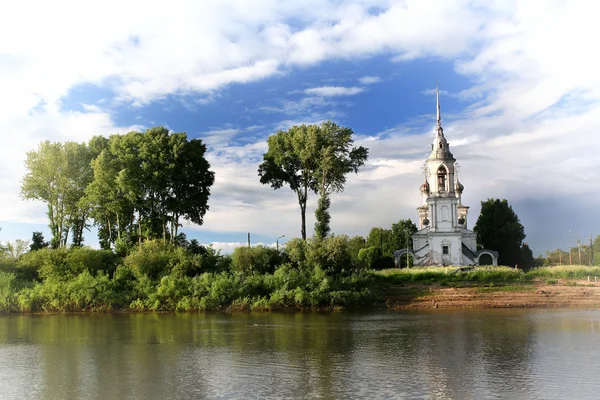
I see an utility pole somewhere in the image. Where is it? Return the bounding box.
[578,235,581,265]
[559,250,562,266]
[569,247,572,266]
[248,232,251,248]
[591,234,595,266]
[405,230,409,268]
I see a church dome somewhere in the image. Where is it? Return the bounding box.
[420,180,429,194]
[456,180,464,193]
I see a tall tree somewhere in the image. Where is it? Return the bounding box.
[474,198,527,267]
[258,124,319,240]
[87,128,214,247]
[258,122,368,240]
[21,141,92,248]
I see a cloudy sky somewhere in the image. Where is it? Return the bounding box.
[1,0,598,255]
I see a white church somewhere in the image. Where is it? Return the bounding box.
[394,87,498,267]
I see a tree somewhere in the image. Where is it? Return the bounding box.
[258,122,368,240]
[1,240,30,260]
[30,231,49,251]
[391,219,418,251]
[365,219,417,259]
[21,141,93,248]
[313,122,368,239]
[474,199,527,267]
[87,128,214,247]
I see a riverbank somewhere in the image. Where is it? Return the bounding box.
[379,280,600,309]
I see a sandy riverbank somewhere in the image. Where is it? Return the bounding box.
[382,280,600,309]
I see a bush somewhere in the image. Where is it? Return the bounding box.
[231,245,281,275]
[65,247,120,277]
[283,238,308,268]
[20,248,69,281]
[358,246,381,269]
[124,240,178,280]
[306,235,357,276]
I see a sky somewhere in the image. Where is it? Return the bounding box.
[1,0,599,256]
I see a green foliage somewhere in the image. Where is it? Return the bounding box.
[123,240,178,280]
[30,231,49,251]
[231,245,281,275]
[284,238,309,268]
[474,199,527,267]
[1,239,30,260]
[374,266,525,283]
[21,141,94,248]
[366,219,417,258]
[258,121,368,240]
[526,265,600,279]
[306,235,360,276]
[358,246,381,269]
[314,193,331,240]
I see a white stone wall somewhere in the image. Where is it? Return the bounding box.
[429,234,463,265]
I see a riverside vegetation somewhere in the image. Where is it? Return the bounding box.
[2,235,599,313]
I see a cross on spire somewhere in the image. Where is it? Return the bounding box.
[436,81,443,136]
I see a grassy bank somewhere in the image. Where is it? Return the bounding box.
[373,265,600,284]
[2,241,600,314]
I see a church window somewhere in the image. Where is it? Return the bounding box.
[437,167,447,191]
[439,142,443,148]
[442,245,449,255]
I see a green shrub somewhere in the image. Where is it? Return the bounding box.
[231,245,281,275]
[284,238,308,268]
[65,247,120,277]
[124,240,176,279]
[0,272,19,312]
[306,235,357,276]
[358,246,381,269]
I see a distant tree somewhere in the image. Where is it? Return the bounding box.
[391,219,418,251]
[366,227,393,257]
[347,235,367,264]
[474,199,528,267]
[2,239,30,260]
[30,231,49,251]
[365,219,417,258]
[258,122,368,240]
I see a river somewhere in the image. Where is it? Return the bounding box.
[0,310,599,399]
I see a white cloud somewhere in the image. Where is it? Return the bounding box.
[359,76,381,84]
[304,86,365,97]
[1,0,600,255]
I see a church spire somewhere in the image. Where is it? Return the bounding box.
[436,81,443,136]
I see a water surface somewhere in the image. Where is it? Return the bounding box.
[1,310,599,399]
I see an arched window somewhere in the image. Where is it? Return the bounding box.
[437,166,447,192]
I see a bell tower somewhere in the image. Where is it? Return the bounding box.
[395,83,498,267]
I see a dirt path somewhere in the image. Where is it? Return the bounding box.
[381,280,600,309]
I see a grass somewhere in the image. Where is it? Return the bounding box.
[374,265,600,285]
[527,265,600,279]
[373,266,525,284]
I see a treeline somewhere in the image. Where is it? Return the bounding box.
[0,235,381,313]
[539,235,600,267]
[21,127,215,250]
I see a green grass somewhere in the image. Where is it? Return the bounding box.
[527,265,600,279]
[374,265,600,285]
[374,266,524,284]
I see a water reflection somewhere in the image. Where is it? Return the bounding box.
[0,310,599,399]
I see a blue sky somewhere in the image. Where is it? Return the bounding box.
[1,0,599,255]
